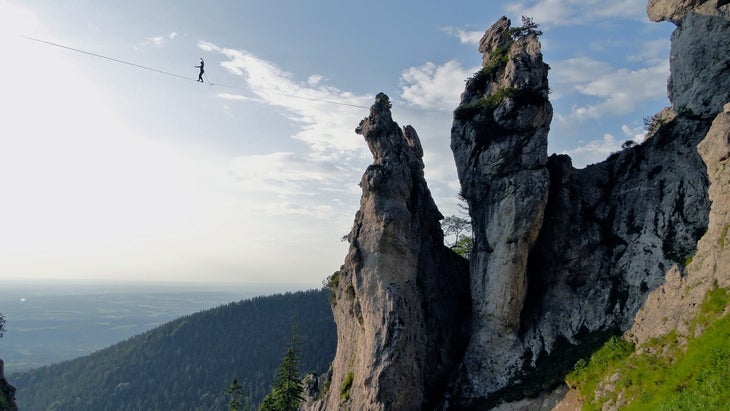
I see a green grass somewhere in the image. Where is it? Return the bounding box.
[565,336,635,411]
[697,286,729,323]
[567,285,730,411]
[625,314,730,410]
[340,372,354,401]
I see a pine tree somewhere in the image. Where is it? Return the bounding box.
[258,327,303,411]
[258,393,277,411]
[225,378,244,411]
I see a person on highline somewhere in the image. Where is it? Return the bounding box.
[195,58,204,82]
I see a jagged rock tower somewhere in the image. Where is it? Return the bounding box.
[450,16,552,400]
[307,93,470,410]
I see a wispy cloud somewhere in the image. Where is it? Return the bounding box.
[143,31,178,47]
[504,0,646,27]
[399,60,476,111]
[551,56,669,121]
[563,133,621,166]
[443,27,484,45]
[621,123,648,143]
[199,40,469,228]
[227,152,361,216]
[627,39,670,65]
[556,124,647,167]
[199,41,372,159]
[196,40,377,237]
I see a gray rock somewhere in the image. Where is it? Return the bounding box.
[668,10,730,118]
[307,3,729,408]
[306,93,470,411]
[647,0,709,22]
[451,16,552,401]
[520,115,710,368]
[450,12,713,407]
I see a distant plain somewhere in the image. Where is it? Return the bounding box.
[0,280,302,373]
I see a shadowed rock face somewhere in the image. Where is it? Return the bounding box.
[450,11,717,408]
[628,108,730,348]
[648,1,730,118]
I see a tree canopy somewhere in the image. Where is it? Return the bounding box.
[11,289,336,411]
[442,215,470,247]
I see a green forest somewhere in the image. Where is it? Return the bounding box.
[10,289,336,411]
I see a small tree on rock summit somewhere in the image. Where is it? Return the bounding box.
[509,15,543,39]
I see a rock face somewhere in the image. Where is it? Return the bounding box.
[307,93,470,410]
[307,2,730,408]
[447,5,727,407]
[660,1,730,118]
[647,0,728,22]
[647,0,711,21]
[449,16,710,408]
[450,16,552,400]
[628,105,730,345]
[0,359,18,411]
[625,1,730,347]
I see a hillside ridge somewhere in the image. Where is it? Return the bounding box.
[10,289,336,411]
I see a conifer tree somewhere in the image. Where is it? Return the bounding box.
[225,377,244,411]
[258,393,277,411]
[258,327,303,411]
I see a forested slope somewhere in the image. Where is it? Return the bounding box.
[11,289,336,411]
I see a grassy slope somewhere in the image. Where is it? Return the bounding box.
[566,286,729,411]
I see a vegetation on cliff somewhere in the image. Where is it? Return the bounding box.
[567,285,730,410]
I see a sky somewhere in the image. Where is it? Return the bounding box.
[0,0,675,288]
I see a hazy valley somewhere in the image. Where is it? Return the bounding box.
[0,281,303,373]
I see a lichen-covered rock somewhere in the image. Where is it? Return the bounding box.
[305,93,470,410]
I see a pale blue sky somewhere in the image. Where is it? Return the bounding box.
[0,1,674,287]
